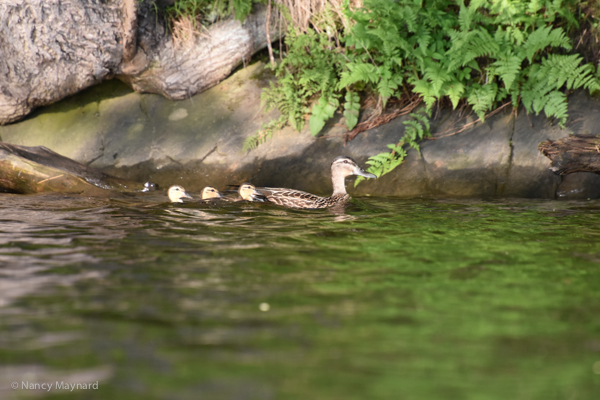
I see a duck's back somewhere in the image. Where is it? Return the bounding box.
[258,187,349,209]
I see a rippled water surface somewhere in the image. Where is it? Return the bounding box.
[1,192,600,399]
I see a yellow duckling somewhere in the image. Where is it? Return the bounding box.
[238,183,267,202]
[168,185,193,203]
[201,186,223,200]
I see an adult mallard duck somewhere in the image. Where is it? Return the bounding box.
[238,183,268,202]
[256,156,376,209]
[201,186,223,200]
[168,185,193,203]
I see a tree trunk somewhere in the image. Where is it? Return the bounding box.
[118,3,279,100]
[0,142,145,194]
[0,1,280,124]
[538,134,600,175]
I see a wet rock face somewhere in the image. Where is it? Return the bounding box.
[1,61,600,199]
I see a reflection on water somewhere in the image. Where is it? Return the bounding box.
[1,192,600,399]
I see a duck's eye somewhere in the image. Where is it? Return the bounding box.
[343,160,349,164]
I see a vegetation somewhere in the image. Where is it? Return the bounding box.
[164,0,600,182]
[164,0,261,45]
[257,0,600,181]
[165,0,259,25]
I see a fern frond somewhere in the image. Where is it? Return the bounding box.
[523,26,571,63]
[457,0,473,32]
[402,4,418,33]
[541,54,588,90]
[424,62,451,97]
[447,28,500,71]
[493,54,521,91]
[412,78,437,109]
[444,81,465,109]
[344,91,361,131]
[543,91,568,127]
[355,108,431,187]
[309,96,339,136]
[243,115,287,152]
[338,62,379,88]
[467,84,497,121]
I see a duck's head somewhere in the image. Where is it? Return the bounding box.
[331,156,377,179]
[238,183,266,202]
[202,186,222,200]
[168,185,193,203]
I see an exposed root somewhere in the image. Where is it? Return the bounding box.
[344,94,422,144]
[430,102,512,140]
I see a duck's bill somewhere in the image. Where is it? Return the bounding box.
[183,192,193,199]
[251,192,269,202]
[353,167,377,179]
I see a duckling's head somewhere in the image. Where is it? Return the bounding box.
[238,183,266,202]
[202,186,222,200]
[331,156,377,179]
[168,185,193,203]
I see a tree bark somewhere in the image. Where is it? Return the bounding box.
[119,4,278,100]
[0,1,280,124]
[538,134,600,175]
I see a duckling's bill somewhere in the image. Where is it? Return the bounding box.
[168,185,193,203]
[238,183,268,202]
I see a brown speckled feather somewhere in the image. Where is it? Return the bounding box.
[256,187,350,209]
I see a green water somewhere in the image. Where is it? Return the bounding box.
[1,193,600,399]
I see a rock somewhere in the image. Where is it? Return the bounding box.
[0,0,130,125]
[0,1,280,124]
[557,173,600,199]
[2,60,600,199]
[420,110,513,198]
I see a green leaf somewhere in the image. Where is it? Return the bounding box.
[445,82,465,109]
[310,97,339,136]
[343,91,361,131]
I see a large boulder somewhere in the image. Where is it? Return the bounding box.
[0,0,279,124]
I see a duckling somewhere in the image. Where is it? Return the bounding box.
[238,183,267,202]
[255,156,376,209]
[201,186,223,200]
[168,185,193,203]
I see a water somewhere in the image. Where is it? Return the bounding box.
[1,192,600,399]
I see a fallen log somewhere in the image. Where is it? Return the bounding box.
[0,143,145,194]
[538,134,600,175]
